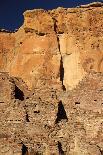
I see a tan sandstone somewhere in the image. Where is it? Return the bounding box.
[0,2,103,155]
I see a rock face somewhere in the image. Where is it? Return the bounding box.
[0,2,103,155]
[1,5,103,90]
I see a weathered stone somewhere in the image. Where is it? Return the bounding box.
[1,4,103,90]
[0,2,103,155]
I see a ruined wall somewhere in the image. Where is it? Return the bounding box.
[0,2,103,155]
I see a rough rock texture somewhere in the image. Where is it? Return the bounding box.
[0,2,103,155]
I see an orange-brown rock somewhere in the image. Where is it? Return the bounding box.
[1,3,103,90]
[0,2,103,155]
[8,33,60,89]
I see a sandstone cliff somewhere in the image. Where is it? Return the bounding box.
[0,2,103,155]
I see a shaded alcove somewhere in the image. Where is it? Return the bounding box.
[14,85,24,101]
[55,101,68,123]
[22,144,28,155]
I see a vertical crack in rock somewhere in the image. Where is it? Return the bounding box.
[53,17,66,90]
[22,144,28,155]
[55,101,68,123]
[60,56,66,91]
[58,141,65,155]
[14,85,24,101]
[60,57,64,84]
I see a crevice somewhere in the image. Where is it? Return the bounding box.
[57,35,60,52]
[53,18,57,33]
[22,144,28,155]
[58,141,65,155]
[53,17,66,91]
[60,57,64,84]
[55,101,68,123]
[14,85,24,101]
[60,56,66,91]
[53,18,60,51]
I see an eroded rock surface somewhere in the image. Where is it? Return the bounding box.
[0,2,103,155]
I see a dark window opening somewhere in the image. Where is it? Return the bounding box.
[55,101,68,123]
[58,141,65,155]
[75,102,80,105]
[94,100,97,101]
[53,18,61,52]
[26,112,30,122]
[22,144,28,155]
[14,85,24,101]
[34,110,40,114]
